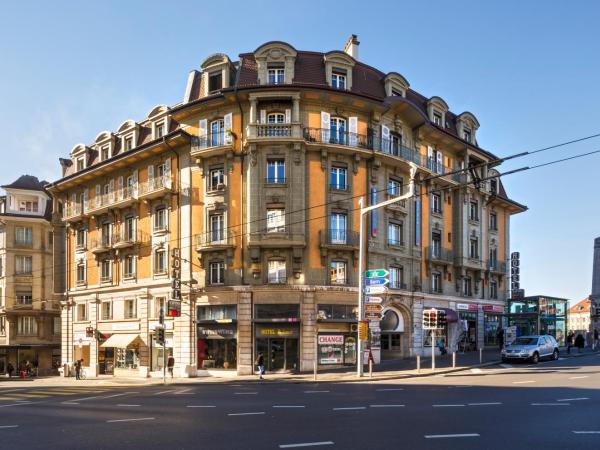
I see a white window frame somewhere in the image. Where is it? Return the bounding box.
[432,272,442,293]
[388,222,403,246]
[76,303,87,321]
[209,167,225,191]
[17,316,37,335]
[330,260,347,285]
[101,301,112,321]
[267,260,286,284]
[267,68,285,85]
[209,213,225,243]
[266,208,286,233]
[125,299,137,319]
[330,166,347,190]
[389,266,404,289]
[154,248,167,275]
[76,263,86,284]
[331,72,346,89]
[15,255,32,275]
[15,227,33,246]
[16,290,33,305]
[101,259,112,283]
[463,277,473,296]
[154,207,168,232]
[209,261,225,285]
[431,192,442,214]
[267,113,285,124]
[124,254,136,278]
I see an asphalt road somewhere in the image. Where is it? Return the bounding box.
[1,354,599,450]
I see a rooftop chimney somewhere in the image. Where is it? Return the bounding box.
[343,34,360,60]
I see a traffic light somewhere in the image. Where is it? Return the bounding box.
[437,310,447,329]
[358,320,369,341]
[85,327,94,338]
[423,308,441,330]
[430,310,438,329]
[156,326,165,345]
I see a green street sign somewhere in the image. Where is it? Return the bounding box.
[365,269,389,278]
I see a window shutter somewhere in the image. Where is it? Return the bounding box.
[148,165,154,180]
[224,113,233,144]
[260,110,266,124]
[427,146,434,171]
[381,124,390,152]
[436,151,443,174]
[321,111,331,142]
[132,170,139,198]
[118,176,124,200]
[83,188,89,211]
[164,158,172,188]
[348,116,358,147]
[199,119,208,148]
[108,179,115,202]
[95,185,101,207]
[285,109,291,124]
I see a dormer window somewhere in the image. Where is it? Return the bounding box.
[267,66,285,85]
[391,89,403,97]
[156,123,165,138]
[433,112,442,126]
[208,71,222,93]
[19,200,38,213]
[463,128,472,143]
[332,69,347,90]
[125,137,133,151]
[76,157,85,171]
[101,146,110,161]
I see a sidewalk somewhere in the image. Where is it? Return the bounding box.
[1,347,597,388]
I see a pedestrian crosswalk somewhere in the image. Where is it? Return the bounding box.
[0,387,114,402]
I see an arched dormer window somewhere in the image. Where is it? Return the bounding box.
[456,112,480,145]
[254,41,297,85]
[323,51,356,90]
[117,119,139,152]
[200,54,233,96]
[146,105,170,140]
[70,143,90,172]
[384,72,410,98]
[427,96,449,128]
[95,131,115,162]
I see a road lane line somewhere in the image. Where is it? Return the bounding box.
[0,402,38,408]
[557,398,589,402]
[370,404,405,408]
[273,406,306,408]
[569,376,589,380]
[153,390,174,396]
[332,407,366,411]
[187,405,216,408]
[375,388,404,392]
[61,402,80,405]
[531,403,570,406]
[512,380,536,384]
[228,412,265,416]
[573,431,600,434]
[304,391,329,394]
[117,404,140,407]
[468,402,502,406]
[279,442,334,448]
[433,404,465,407]
[106,417,155,423]
[102,393,136,399]
[0,425,19,429]
[425,434,479,439]
[175,389,194,395]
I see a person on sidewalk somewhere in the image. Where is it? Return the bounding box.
[167,353,175,379]
[74,359,81,380]
[255,352,265,380]
[437,338,447,356]
[593,329,599,351]
[496,327,505,350]
[7,363,14,378]
[566,330,574,354]
[575,333,585,353]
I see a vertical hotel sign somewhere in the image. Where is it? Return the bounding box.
[371,187,378,237]
[510,252,523,299]
[168,247,182,317]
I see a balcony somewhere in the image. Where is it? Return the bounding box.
[86,186,136,215]
[64,203,84,221]
[320,229,360,251]
[191,133,233,157]
[247,123,302,141]
[329,183,349,192]
[195,231,235,252]
[385,192,407,211]
[425,246,454,265]
[91,237,112,254]
[112,230,146,250]
[488,259,507,274]
[138,175,172,200]
[389,281,408,290]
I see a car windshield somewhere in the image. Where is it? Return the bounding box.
[514,337,539,345]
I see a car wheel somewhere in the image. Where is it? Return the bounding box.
[531,352,539,364]
[553,349,559,360]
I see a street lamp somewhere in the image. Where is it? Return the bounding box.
[357,162,418,377]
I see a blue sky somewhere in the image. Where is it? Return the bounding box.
[1,1,599,302]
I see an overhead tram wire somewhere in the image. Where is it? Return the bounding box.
[16,145,600,283]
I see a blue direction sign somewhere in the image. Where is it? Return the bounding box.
[365,269,389,278]
[364,277,389,287]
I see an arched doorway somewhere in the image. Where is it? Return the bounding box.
[380,306,408,359]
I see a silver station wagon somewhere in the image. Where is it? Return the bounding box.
[501,335,559,364]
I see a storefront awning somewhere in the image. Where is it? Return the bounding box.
[100,334,140,348]
[439,308,459,323]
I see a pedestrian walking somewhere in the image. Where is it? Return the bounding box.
[593,329,599,351]
[7,363,14,378]
[566,330,574,354]
[74,359,81,380]
[496,327,505,350]
[575,333,585,353]
[255,352,265,380]
[167,353,175,379]
[437,338,447,356]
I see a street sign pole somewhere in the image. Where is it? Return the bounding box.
[432,329,435,372]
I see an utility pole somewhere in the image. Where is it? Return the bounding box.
[357,162,417,377]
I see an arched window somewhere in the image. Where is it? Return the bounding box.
[381,309,404,332]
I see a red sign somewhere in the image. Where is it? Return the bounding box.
[318,335,343,345]
[365,311,382,320]
[482,305,504,313]
[365,304,383,312]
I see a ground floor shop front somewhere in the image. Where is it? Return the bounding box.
[0,345,60,376]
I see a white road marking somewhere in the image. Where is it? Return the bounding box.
[470,368,483,373]
[0,402,37,408]
[153,390,174,396]
[375,388,404,392]
[273,405,306,408]
[234,392,258,395]
[279,442,334,448]
[106,417,155,423]
[228,412,265,416]
[61,402,80,405]
[433,404,465,407]
[499,363,513,368]
[468,402,502,406]
[425,433,480,439]
[304,390,330,394]
[333,407,366,411]
[187,405,216,408]
[70,395,103,402]
[557,398,589,402]
[174,389,193,395]
[370,404,405,408]
[512,380,535,384]
[0,425,19,429]
[117,404,140,407]
[573,431,600,434]
[103,393,136,399]
[569,376,589,380]
[531,403,570,406]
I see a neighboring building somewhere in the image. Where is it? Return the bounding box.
[48,36,526,377]
[507,295,569,346]
[0,175,62,375]
[568,297,591,334]
[591,237,600,331]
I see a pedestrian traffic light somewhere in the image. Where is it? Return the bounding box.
[85,327,94,338]
[437,310,447,329]
[156,326,165,345]
[358,320,369,341]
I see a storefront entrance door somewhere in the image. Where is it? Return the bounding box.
[270,339,285,370]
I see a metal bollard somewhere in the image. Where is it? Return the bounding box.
[479,348,483,364]
[369,360,373,378]
[313,359,317,381]
[452,351,456,368]
[417,355,421,374]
